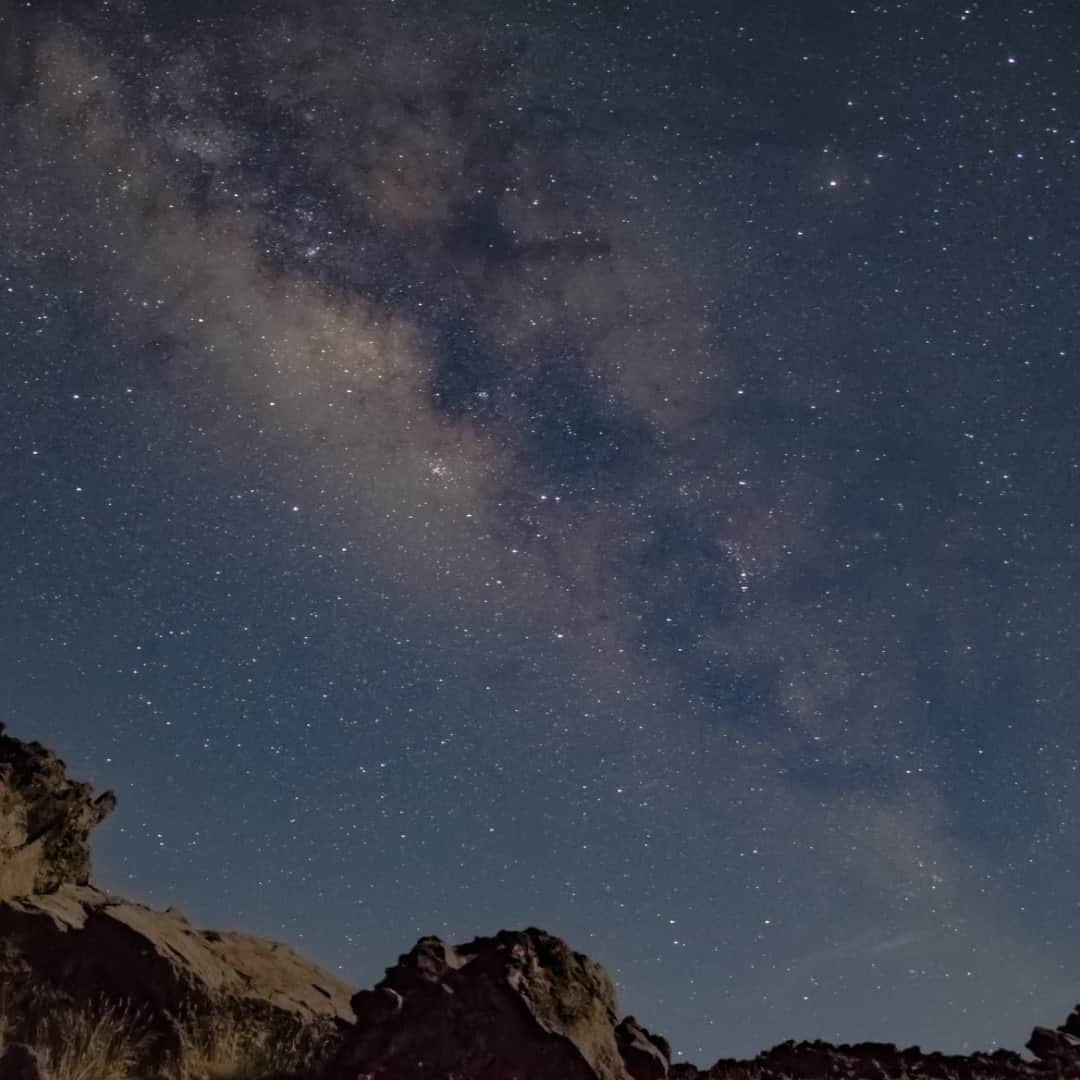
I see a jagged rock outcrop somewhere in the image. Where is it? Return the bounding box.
[1063,1006,1080,1037]
[0,724,352,1059]
[616,1017,671,1080]
[4,725,1080,1080]
[322,923,1080,1080]
[0,723,115,900]
[325,927,665,1080]
[1026,1023,1080,1072]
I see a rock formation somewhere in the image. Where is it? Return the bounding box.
[323,921,1080,1080]
[3,723,1080,1080]
[616,1017,672,1080]
[0,723,353,1063]
[0,723,115,900]
[325,927,667,1080]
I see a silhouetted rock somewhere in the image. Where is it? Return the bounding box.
[667,1024,1080,1079]
[1027,1024,1080,1063]
[0,723,115,900]
[326,927,634,1080]
[0,1044,49,1080]
[1064,1007,1080,1039]
[323,922,1080,1080]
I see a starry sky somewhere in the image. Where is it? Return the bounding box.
[3,0,1079,1064]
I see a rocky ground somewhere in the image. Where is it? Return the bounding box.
[1,723,1077,1080]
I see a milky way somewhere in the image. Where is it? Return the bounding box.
[3,0,1079,1062]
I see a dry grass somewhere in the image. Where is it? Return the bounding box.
[0,992,155,1080]
[174,1012,332,1080]
[31,1001,155,1080]
[175,1014,275,1080]
[0,992,333,1080]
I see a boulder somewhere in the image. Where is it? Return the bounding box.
[1063,1007,1080,1039]
[1026,1024,1080,1063]
[0,883,354,1051]
[327,927,634,1080]
[0,724,115,900]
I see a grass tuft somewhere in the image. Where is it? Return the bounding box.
[31,1000,155,1080]
[174,1012,332,1080]
[0,991,334,1080]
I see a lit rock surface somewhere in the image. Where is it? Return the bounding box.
[0,883,353,1034]
[0,724,352,1049]
[0,723,115,900]
[616,1016,672,1080]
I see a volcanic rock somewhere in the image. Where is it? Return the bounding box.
[326,927,636,1080]
[0,723,115,900]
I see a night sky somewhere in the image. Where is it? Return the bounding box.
[3,0,1080,1064]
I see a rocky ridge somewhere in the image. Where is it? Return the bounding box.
[1,724,1078,1080]
[667,1012,1080,1079]
[325,926,1080,1080]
